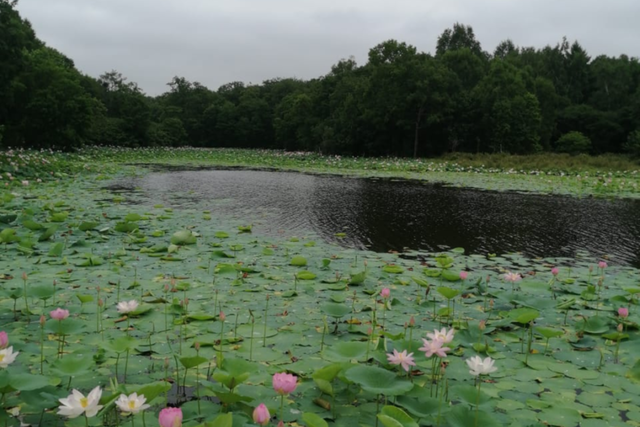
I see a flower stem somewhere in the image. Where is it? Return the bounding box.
[263,295,269,347]
[249,312,255,361]
[22,275,29,314]
[280,394,285,422]
[475,377,482,427]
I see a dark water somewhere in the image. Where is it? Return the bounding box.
[110,169,640,267]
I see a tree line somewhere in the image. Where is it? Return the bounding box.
[2,1,640,157]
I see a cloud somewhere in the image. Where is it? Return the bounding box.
[16,0,640,95]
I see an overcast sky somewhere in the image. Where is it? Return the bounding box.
[15,0,640,96]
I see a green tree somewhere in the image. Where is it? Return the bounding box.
[555,131,592,154]
[436,23,487,60]
[9,47,101,149]
[95,71,150,146]
[474,60,542,153]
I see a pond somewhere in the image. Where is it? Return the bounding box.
[109,168,640,267]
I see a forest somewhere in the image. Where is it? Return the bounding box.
[2,0,640,157]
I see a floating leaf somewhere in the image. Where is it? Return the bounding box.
[301,412,328,427]
[290,255,307,266]
[345,365,413,396]
[170,230,197,245]
[383,265,403,274]
[377,406,418,427]
[296,271,317,280]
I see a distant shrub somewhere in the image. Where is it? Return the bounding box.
[624,130,640,158]
[555,131,592,155]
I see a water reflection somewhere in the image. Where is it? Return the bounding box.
[108,169,640,267]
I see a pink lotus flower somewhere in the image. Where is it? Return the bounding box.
[419,338,450,358]
[219,311,226,322]
[460,271,468,280]
[0,332,7,349]
[426,327,455,344]
[551,267,559,276]
[618,307,629,318]
[598,261,608,269]
[272,372,297,395]
[386,349,416,372]
[50,308,69,320]
[503,272,522,283]
[158,407,182,427]
[253,403,270,426]
[380,288,390,299]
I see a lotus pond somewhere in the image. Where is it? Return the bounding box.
[108,168,640,268]
[0,162,639,427]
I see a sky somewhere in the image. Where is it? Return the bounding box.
[15,0,640,96]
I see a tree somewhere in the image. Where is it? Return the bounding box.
[494,39,519,60]
[556,131,592,154]
[95,71,150,146]
[436,23,486,59]
[474,60,542,153]
[9,47,101,149]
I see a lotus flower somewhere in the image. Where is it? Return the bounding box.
[618,307,629,318]
[0,331,8,349]
[117,300,139,314]
[381,288,390,298]
[0,346,19,368]
[158,407,182,427]
[599,261,608,269]
[466,356,498,376]
[551,267,559,276]
[419,339,450,358]
[272,372,298,395]
[460,271,468,280]
[115,392,150,415]
[253,403,270,426]
[57,386,103,418]
[427,327,455,344]
[50,308,69,320]
[386,349,416,372]
[503,272,521,283]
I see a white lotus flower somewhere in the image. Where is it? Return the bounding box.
[466,356,498,376]
[57,386,103,418]
[117,300,139,314]
[426,327,455,344]
[0,347,19,368]
[115,392,150,415]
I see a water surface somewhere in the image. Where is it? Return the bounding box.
[109,169,640,267]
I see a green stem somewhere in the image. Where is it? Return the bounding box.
[320,316,327,352]
[22,276,29,314]
[263,295,269,347]
[280,394,285,423]
[475,377,482,427]
[40,324,45,374]
[249,315,255,362]
[124,348,129,383]
[525,324,533,365]
[218,320,224,366]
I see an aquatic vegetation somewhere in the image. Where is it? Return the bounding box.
[0,155,638,426]
[3,147,640,199]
